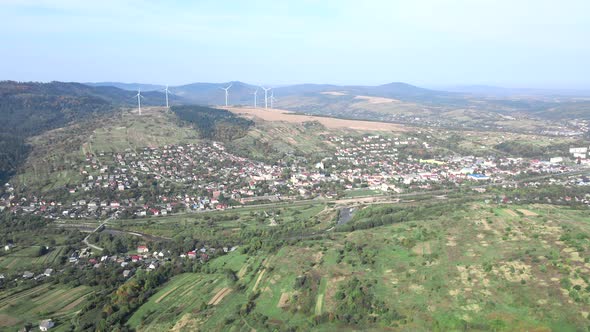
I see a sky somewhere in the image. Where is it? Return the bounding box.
[1,0,589,89]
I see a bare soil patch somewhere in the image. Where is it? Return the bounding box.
[320,91,347,96]
[504,209,518,217]
[171,314,202,332]
[446,236,457,247]
[412,242,432,255]
[0,314,20,327]
[354,95,399,104]
[517,209,538,217]
[227,107,408,132]
[277,292,293,308]
[252,269,266,292]
[494,261,532,282]
[156,286,179,304]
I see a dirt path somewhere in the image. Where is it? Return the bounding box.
[237,263,249,279]
[504,209,518,217]
[517,209,539,216]
[155,286,179,304]
[208,287,232,305]
[58,292,93,312]
[252,269,266,292]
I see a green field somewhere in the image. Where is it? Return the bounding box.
[343,188,383,198]
[112,203,331,240]
[0,284,93,330]
[0,246,65,273]
[125,202,590,331]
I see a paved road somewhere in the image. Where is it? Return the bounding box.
[82,215,115,251]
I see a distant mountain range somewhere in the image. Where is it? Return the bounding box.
[440,85,590,97]
[85,81,465,106]
[84,82,166,92]
[82,80,590,121]
[86,81,590,100]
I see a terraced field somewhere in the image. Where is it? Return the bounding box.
[0,246,65,272]
[0,284,92,330]
[128,253,265,331]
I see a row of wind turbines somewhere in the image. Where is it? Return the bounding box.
[221,83,276,109]
[132,83,275,115]
[133,85,172,115]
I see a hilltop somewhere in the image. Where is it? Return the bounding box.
[0,81,176,183]
[85,81,590,130]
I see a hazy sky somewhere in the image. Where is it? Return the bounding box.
[1,0,589,88]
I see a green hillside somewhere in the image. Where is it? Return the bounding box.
[123,202,590,331]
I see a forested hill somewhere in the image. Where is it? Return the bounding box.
[171,105,253,141]
[0,81,171,183]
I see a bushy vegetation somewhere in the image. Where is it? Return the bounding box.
[336,201,466,232]
[334,277,404,326]
[171,105,253,141]
[494,140,574,158]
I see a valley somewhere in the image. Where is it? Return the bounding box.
[0,81,589,331]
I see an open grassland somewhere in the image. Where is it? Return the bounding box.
[0,284,92,330]
[127,203,590,331]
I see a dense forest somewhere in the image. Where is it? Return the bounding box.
[0,81,169,183]
[171,105,253,141]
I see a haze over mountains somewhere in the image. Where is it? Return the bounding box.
[85,81,451,104]
[84,80,590,121]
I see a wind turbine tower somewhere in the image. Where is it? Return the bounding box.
[221,83,232,107]
[261,86,271,109]
[134,88,144,115]
[164,85,172,108]
[270,90,276,109]
[252,89,258,108]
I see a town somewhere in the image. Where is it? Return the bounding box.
[2,135,589,220]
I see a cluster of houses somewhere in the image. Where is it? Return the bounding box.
[3,242,236,288]
[1,137,589,218]
[322,135,586,189]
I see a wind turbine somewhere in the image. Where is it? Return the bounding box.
[163,85,172,108]
[252,89,258,108]
[134,88,145,115]
[261,86,271,109]
[220,83,232,107]
[270,90,276,109]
